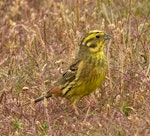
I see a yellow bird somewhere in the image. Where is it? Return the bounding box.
[24,30,111,114]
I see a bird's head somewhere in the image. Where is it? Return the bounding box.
[80,30,111,55]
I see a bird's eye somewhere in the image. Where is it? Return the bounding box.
[96,35,100,39]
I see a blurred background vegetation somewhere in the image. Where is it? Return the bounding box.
[0,0,149,135]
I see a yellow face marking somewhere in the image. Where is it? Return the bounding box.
[82,30,105,45]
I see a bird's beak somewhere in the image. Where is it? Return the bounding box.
[104,33,112,40]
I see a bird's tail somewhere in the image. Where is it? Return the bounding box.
[34,95,47,103]
[22,86,61,106]
[22,91,52,106]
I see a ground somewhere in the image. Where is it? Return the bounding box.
[0,0,150,135]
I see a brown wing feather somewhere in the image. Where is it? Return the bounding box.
[55,58,81,86]
[26,58,81,104]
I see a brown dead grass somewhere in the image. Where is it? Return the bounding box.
[0,0,150,135]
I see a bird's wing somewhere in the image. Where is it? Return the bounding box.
[31,58,81,103]
[56,58,81,86]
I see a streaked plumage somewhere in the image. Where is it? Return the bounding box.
[24,30,111,113]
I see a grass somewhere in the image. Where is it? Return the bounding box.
[0,0,150,135]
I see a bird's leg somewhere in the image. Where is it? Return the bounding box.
[72,100,79,115]
[83,97,91,106]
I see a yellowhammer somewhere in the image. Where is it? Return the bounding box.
[24,30,111,114]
